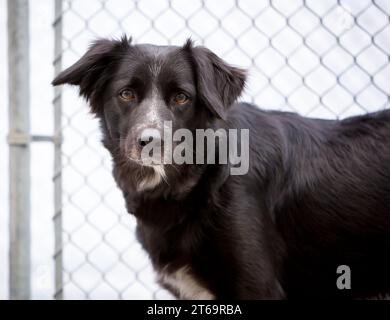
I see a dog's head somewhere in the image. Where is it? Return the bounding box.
[52,36,246,192]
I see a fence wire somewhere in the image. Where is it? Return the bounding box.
[53,0,390,299]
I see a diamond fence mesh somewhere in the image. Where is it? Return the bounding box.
[53,0,390,299]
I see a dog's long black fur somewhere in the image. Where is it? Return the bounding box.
[53,36,390,299]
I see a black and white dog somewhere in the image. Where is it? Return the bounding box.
[53,36,390,299]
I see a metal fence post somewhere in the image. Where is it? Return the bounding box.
[7,0,31,300]
[53,0,64,300]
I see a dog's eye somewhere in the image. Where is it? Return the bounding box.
[119,89,137,102]
[173,93,189,105]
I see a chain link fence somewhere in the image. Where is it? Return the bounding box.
[53,0,390,299]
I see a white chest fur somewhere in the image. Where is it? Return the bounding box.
[158,266,215,300]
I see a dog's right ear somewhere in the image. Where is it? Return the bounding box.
[52,36,131,113]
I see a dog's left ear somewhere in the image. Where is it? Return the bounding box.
[184,40,247,120]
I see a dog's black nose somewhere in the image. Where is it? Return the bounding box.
[137,128,162,147]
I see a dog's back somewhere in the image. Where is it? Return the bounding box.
[230,104,390,298]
